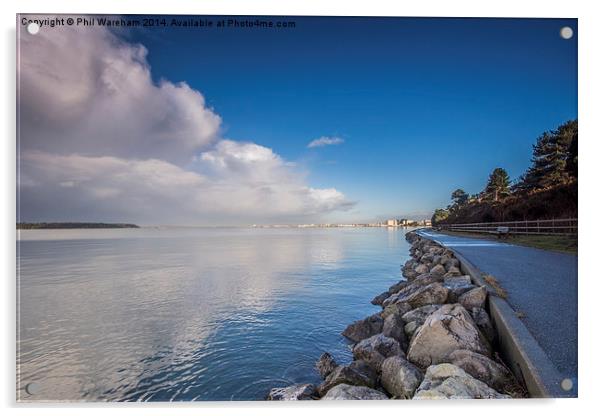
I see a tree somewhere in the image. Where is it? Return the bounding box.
[431,208,449,225]
[517,120,578,191]
[484,168,510,202]
[451,189,469,208]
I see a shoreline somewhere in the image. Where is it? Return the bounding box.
[267,229,527,400]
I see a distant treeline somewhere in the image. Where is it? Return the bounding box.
[432,120,577,225]
[17,222,140,229]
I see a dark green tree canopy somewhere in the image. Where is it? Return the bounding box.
[484,167,510,202]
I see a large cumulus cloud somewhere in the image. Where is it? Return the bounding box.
[17,20,353,225]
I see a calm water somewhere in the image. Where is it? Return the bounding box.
[17,227,412,401]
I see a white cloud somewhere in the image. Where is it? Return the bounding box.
[17,21,354,225]
[307,136,344,148]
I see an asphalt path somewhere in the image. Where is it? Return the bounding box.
[417,230,577,381]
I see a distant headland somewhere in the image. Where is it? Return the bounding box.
[17,222,140,229]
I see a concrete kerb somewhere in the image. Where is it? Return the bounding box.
[416,230,574,398]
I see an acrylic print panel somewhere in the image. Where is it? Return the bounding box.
[16,14,578,401]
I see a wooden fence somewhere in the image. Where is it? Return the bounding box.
[438,218,577,236]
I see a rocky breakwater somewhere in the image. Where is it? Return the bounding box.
[266,230,525,401]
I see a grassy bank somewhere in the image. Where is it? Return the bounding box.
[439,230,577,254]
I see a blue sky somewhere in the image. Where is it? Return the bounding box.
[19,16,577,225]
[126,17,577,221]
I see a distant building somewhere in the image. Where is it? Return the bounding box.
[386,219,397,226]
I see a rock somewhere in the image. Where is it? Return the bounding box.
[342,313,383,342]
[443,278,476,303]
[443,257,460,271]
[471,307,495,344]
[407,304,491,368]
[446,265,462,275]
[443,270,463,278]
[402,304,441,325]
[444,275,472,285]
[371,291,391,306]
[420,253,435,264]
[404,321,420,339]
[383,313,408,350]
[447,350,515,392]
[267,384,317,400]
[388,279,409,295]
[321,384,389,400]
[400,282,448,309]
[381,302,412,319]
[381,355,424,399]
[414,263,429,275]
[403,268,419,280]
[316,352,338,379]
[459,286,488,310]
[352,334,404,371]
[413,363,509,399]
[316,361,377,396]
[429,264,446,277]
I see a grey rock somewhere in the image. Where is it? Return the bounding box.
[342,313,383,342]
[383,313,408,350]
[407,304,491,368]
[443,278,476,303]
[371,291,391,306]
[429,264,446,277]
[443,275,472,285]
[402,304,441,325]
[352,334,404,371]
[316,352,338,379]
[471,307,496,344]
[381,302,412,319]
[316,360,377,396]
[447,349,515,392]
[404,321,420,339]
[413,363,509,399]
[400,282,448,309]
[414,263,429,275]
[443,257,460,271]
[459,286,488,310]
[321,384,389,400]
[381,355,424,399]
[388,279,409,295]
[267,383,317,400]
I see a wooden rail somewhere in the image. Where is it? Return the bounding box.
[439,218,577,236]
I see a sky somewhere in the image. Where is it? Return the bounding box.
[17,15,577,225]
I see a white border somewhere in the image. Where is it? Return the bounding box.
[3,1,600,415]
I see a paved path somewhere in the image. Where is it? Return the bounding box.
[417,230,577,380]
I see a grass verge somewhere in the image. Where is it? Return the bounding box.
[439,230,577,254]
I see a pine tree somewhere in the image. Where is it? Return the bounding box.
[484,168,510,202]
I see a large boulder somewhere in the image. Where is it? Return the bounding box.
[371,291,391,306]
[459,286,488,310]
[380,355,424,399]
[401,304,441,325]
[407,304,491,368]
[429,264,446,277]
[383,274,442,307]
[471,307,496,344]
[382,313,408,350]
[316,352,337,379]
[414,263,429,275]
[267,384,317,400]
[413,363,509,399]
[321,384,389,400]
[443,276,476,303]
[352,334,404,371]
[316,360,377,396]
[388,279,409,295]
[381,302,412,319]
[447,350,515,392]
[443,257,460,271]
[401,282,448,309]
[404,321,420,339]
[342,313,383,342]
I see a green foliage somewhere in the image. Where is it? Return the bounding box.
[484,167,510,202]
[517,119,577,191]
[451,189,469,207]
[431,208,449,225]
